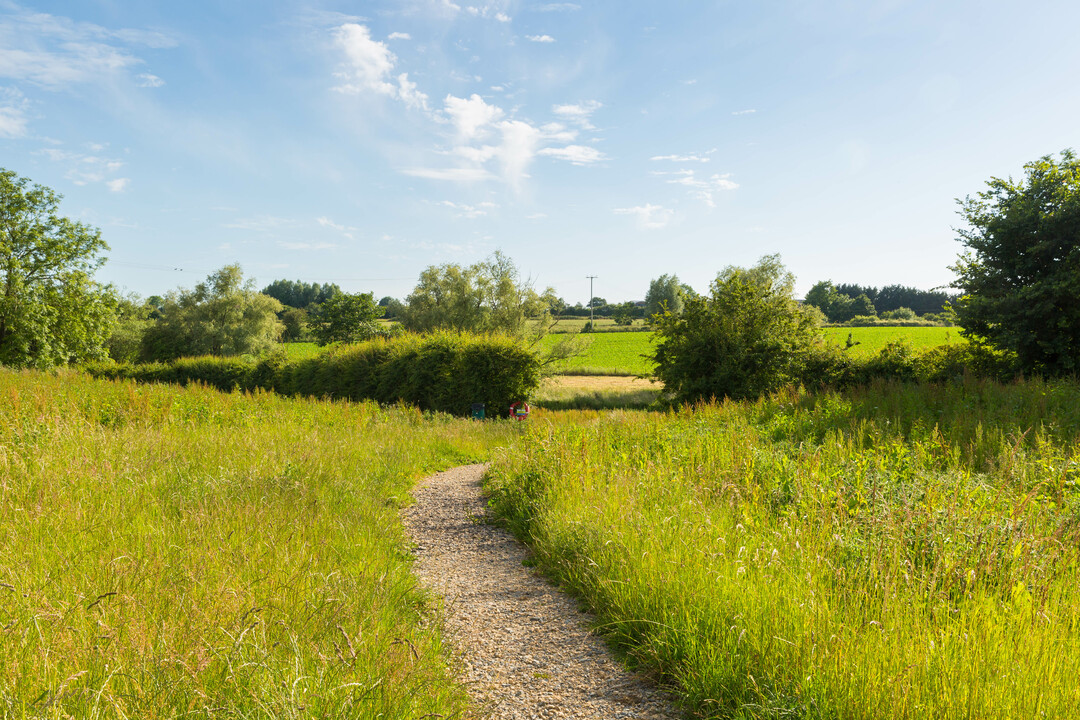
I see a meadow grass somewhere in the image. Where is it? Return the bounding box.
[0,370,516,719]
[538,332,656,376]
[488,378,1080,718]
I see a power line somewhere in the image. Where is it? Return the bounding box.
[586,275,598,327]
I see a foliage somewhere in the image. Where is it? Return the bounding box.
[880,306,917,320]
[488,378,1080,719]
[952,149,1080,375]
[644,273,691,318]
[611,301,639,326]
[309,290,383,345]
[1,370,515,718]
[279,307,308,341]
[0,168,117,368]
[87,332,541,416]
[401,251,547,336]
[652,255,823,402]
[261,278,340,309]
[804,280,869,322]
[140,264,284,361]
[833,282,956,315]
[105,292,157,363]
[378,295,405,319]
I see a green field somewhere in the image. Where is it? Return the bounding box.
[490,378,1080,718]
[0,371,514,718]
[540,325,962,377]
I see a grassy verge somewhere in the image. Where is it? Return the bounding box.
[0,370,516,718]
[488,378,1080,718]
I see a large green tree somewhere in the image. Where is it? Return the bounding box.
[309,291,383,345]
[0,169,117,368]
[141,264,283,360]
[644,273,693,319]
[652,255,822,402]
[952,150,1080,375]
[400,251,546,336]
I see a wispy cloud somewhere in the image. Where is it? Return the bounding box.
[0,86,28,137]
[552,100,602,129]
[614,204,673,230]
[732,108,756,115]
[387,32,411,40]
[538,144,604,165]
[464,5,511,21]
[224,215,296,231]
[536,3,580,10]
[0,5,177,89]
[439,200,497,218]
[659,169,739,207]
[526,34,555,43]
[403,167,494,181]
[37,147,129,188]
[317,216,356,240]
[651,154,710,163]
[136,73,164,87]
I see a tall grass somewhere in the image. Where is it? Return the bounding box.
[488,378,1080,718]
[0,370,515,718]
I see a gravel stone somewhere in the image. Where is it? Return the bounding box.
[403,463,682,720]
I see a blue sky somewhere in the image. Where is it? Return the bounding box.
[3,0,1078,304]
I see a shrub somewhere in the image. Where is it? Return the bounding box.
[84,332,540,417]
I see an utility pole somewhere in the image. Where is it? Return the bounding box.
[586,275,598,328]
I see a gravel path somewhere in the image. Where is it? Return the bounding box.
[402,463,682,720]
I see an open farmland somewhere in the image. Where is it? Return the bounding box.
[490,378,1080,718]
[0,371,515,718]
[822,325,964,357]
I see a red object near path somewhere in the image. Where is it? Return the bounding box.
[509,401,530,421]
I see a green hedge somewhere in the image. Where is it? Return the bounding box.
[84,332,540,417]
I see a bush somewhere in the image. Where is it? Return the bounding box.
[652,255,822,403]
[84,332,540,417]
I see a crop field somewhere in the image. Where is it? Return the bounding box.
[0,371,515,718]
[490,378,1080,718]
[822,326,964,358]
[538,331,656,376]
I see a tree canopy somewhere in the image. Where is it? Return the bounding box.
[261,279,341,309]
[652,255,822,403]
[141,264,283,361]
[952,150,1080,375]
[400,251,547,336]
[0,168,117,368]
[309,291,383,345]
[644,273,693,319]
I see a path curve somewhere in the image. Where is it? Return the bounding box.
[402,463,681,720]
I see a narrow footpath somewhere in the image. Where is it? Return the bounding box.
[402,464,681,720]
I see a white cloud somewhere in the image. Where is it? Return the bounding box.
[443,93,504,140]
[526,34,555,43]
[404,167,494,181]
[278,241,337,251]
[136,73,164,87]
[496,12,511,22]
[0,7,177,90]
[538,144,604,165]
[552,100,602,129]
[439,200,497,218]
[614,204,673,230]
[387,32,411,40]
[525,212,547,219]
[105,178,130,192]
[317,216,356,239]
[652,154,709,163]
[332,23,428,109]
[496,119,540,190]
[732,109,756,115]
[224,215,295,231]
[37,147,128,187]
[0,87,28,138]
[662,169,739,207]
[464,5,511,21]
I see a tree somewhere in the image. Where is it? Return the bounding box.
[309,291,383,345]
[261,279,340,309]
[141,264,283,360]
[400,251,546,336]
[644,273,688,318]
[803,280,856,323]
[952,150,1080,375]
[652,255,822,402]
[0,169,118,368]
